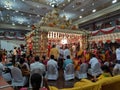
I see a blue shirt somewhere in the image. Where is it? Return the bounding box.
[63,59,73,69]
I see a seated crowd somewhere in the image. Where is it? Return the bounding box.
[0,45,120,90]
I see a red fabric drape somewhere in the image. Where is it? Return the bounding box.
[116,39,120,43]
[117,25,120,29]
[100,27,115,34]
[91,30,100,36]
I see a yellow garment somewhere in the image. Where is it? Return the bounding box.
[60,75,120,90]
[97,73,111,80]
[85,53,90,61]
[77,49,83,56]
[49,86,58,90]
[96,75,120,90]
[50,48,59,60]
[101,54,105,61]
[61,83,101,90]
[74,79,93,87]
[74,60,80,71]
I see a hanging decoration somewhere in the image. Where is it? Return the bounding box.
[91,30,100,36]
[0,31,26,40]
[117,25,120,29]
[100,27,115,34]
[91,26,117,36]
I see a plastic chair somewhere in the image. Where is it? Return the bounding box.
[46,64,58,80]
[75,63,88,79]
[88,63,103,77]
[11,67,27,87]
[64,63,75,81]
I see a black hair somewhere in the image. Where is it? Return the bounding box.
[31,73,42,90]
[67,55,70,59]
[42,55,46,60]
[35,56,40,61]
[52,44,56,48]
[19,58,25,64]
[90,54,96,58]
[50,55,54,59]
[101,65,113,76]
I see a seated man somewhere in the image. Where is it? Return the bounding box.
[63,55,74,70]
[88,54,103,77]
[30,55,46,75]
[113,63,120,75]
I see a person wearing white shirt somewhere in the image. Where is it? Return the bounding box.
[47,55,58,69]
[63,46,71,60]
[30,56,46,75]
[0,63,3,76]
[116,45,120,64]
[113,45,120,75]
[89,54,99,69]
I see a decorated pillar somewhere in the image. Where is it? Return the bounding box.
[39,31,48,58]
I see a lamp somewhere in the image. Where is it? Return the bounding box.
[47,0,64,7]
[4,1,12,10]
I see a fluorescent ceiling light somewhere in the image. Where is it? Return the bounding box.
[68,0,70,2]
[79,16,82,18]
[112,0,117,3]
[81,9,84,11]
[12,23,15,26]
[92,9,96,12]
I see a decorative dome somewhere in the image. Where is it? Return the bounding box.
[34,8,78,30]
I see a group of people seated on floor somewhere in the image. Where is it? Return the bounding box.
[1,43,120,90]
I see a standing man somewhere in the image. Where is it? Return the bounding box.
[64,45,71,60]
[12,47,17,65]
[50,44,59,61]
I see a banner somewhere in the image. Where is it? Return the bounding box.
[91,30,100,36]
[100,26,115,34]
[117,25,120,29]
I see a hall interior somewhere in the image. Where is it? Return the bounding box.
[0,0,120,90]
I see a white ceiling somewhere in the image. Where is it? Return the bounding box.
[0,0,119,30]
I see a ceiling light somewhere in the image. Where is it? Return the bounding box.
[37,14,40,17]
[4,1,12,10]
[79,16,82,18]
[68,0,70,2]
[15,10,19,12]
[63,4,65,6]
[51,4,55,7]
[72,5,75,8]
[27,25,30,27]
[112,0,117,3]
[12,23,15,26]
[81,9,84,11]
[48,0,64,7]
[92,9,96,12]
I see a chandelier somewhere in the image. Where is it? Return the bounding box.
[47,0,64,7]
[4,1,12,10]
